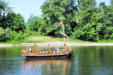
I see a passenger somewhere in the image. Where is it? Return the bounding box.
[64,43,67,50]
[53,50,55,53]
[56,50,59,53]
[56,46,59,53]
[29,48,32,53]
[62,49,65,52]
[48,44,51,51]
[46,50,48,53]
[51,51,53,53]
[49,51,52,53]
[43,51,45,54]
[26,50,29,54]
[39,51,42,54]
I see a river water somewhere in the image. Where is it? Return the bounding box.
[0,46,113,75]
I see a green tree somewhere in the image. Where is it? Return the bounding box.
[0,0,8,28]
[41,0,77,36]
[111,0,113,6]
[27,15,46,34]
[72,0,96,40]
[0,0,7,15]
[5,12,26,32]
[27,15,46,35]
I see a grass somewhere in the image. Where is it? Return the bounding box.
[1,36,113,44]
[24,36,65,43]
[23,36,92,43]
[0,40,23,44]
[97,39,113,43]
[19,36,113,43]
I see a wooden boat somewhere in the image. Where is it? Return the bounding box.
[21,20,73,59]
[21,49,72,59]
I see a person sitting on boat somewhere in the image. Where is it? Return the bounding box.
[48,44,51,51]
[53,50,56,53]
[62,49,65,52]
[39,51,42,54]
[56,46,59,53]
[29,48,32,53]
[45,50,48,53]
[64,43,67,50]
[33,44,37,52]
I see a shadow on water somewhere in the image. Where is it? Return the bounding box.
[1,46,113,75]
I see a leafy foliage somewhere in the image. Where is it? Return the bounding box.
[41,0,113,41]
[5,12,26,32]
[1,0,113,42]
[41,0,77,36]
[0,27,11,41]
[27,15,46,35]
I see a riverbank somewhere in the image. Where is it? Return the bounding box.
[1,42,113,47]
[0,44,21,47]
[1,36,113,47]
[19,42,113,46]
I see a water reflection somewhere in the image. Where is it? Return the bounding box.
[23,59,72,75]
[72,46,113,75]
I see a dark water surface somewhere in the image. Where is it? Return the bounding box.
[0,46,113,75]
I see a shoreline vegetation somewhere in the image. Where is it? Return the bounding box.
[0,0,113,47]
[1,0,113,46]
[0,36,113,47]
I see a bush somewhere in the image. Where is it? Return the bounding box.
[0,27,11,41]
[10,31,27,41]
[71,28,85,40]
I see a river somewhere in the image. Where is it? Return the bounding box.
[0,46,113,75]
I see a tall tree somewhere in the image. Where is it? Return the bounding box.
[41,0,77,36]
[72,0,96,40]
[5,12,26,32]
[0,0,8,28]
[0,0,7,15]
[111,0,113,6]
[27,15,46,35]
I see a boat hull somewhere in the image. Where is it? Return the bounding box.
[24,53,72,59]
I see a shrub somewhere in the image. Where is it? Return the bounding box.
[0,27,11,41]
[10,31,27,41]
